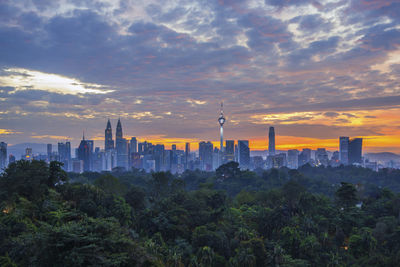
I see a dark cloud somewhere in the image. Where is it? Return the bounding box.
[0,0,399,149]
[291,14,332,33]
[236,95,400,114]
[265,0,320,8]
[324,112,339,118]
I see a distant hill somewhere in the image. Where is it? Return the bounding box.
[8,143,48,158]
[365,152,400,162]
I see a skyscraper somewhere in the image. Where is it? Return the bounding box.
[268,127,275,156]
[225,140,235,162]
[185,142,190,170]
[316,148,329,166]
[0,142,7,169]
[287,149,299,169]
[130,137,137,153]
[238,140,250,169]
[105,119,114,151]
[298,148,311,167]
[47,144,52,162]
[339,137,349,165]
[349,138,363,164]
[58,141,72,171]
[199,141,213,171]
[78,134,91,172]
[115,118,128,169]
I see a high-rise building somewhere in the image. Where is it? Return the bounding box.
[8,154,15,165]
[115,118,128,169]
[47,144,52,162]
[199,141,213,171]
[238,140,250,169]
[330,151,340,167]
[339,137,349,165]
[225,140,235,162]
[298,148,311,167]
[66,141,71,161]
[153,144,165,172]
[349,138,363,164]
[185,142,190,170]
[77,135,91,172]
[130,137,137,153]
[268,127,275,156]
[315,148,329,166]
[0,142,7,169]
[272,153,286,168]
[105,119,114,151]
[58,142,71,171]
[287,149,299,169]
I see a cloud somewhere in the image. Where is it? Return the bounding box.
[236,95,400,114]
[324,112,339,118]
[0,68,113,95]
[0,129,22,135]
[0,0,399,152]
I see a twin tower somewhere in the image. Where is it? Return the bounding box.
[105,118,123,151]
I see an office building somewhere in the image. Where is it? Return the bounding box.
[238,140,250,169]
[287,149,299,169]
[185,142,190,170]
[153,144,165,171]
[225,140,235,162]
[349,138,363,164]
[268,127,275,156]
[272,153,286,168]
[8,154,15,165]
[339,137,349,165]
[77,135,91,172]
[58,142,71,171]
[298,148,311,167]
[0,142,7,169]
[199,141,213,171]
[130,137,137,153]
[315,148,329,166]
[47,144,52,162]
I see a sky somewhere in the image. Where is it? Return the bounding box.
[0,0,400,153]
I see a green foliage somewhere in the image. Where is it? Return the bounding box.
[1,160,400,266]
[335,182,358,209]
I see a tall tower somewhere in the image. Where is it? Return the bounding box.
[116,118,123,140]
[0,142,7,169]
[339,136,349,165]
[218,102,226,152]
[268,127,275,156]
[105,119,114,151]
[115,118,128,169]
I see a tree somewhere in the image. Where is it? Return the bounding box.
[0,160,65,202]
[335,182,358,209]
[125,186,146,211]
[93,174,125,196]
[216,161,240,179]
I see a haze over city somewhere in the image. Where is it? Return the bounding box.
[0,0,400,153]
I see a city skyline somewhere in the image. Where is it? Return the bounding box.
[0,1,400,153]
[0,116,391,154]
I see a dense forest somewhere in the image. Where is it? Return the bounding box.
[1,160,400,266]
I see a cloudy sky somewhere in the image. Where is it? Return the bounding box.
[0,0,400,152]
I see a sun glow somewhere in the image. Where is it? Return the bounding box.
[0,68,113,95]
